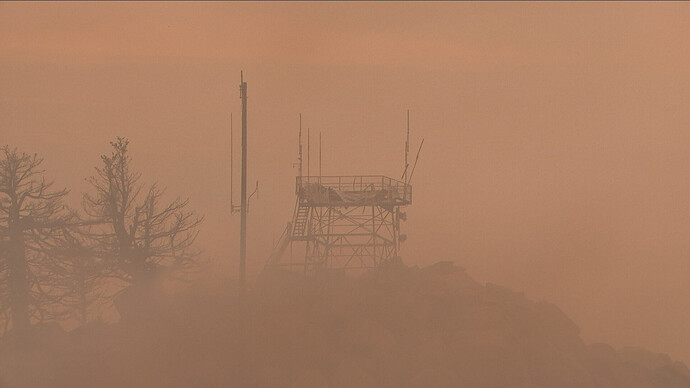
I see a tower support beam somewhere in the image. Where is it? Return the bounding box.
[267,175,411,273]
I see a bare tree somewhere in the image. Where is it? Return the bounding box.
[0,146,73,333]
[82,138,203,290]
[51,228,104,325]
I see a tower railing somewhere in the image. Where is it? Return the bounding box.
[296,175,412,206]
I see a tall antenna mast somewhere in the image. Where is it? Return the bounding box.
[239,71,248,293]
[319,131,322,180]
[405,110,410,183]
[298,114,303,178]
[408,138,424,184]
[401,109,411,183]
[230,112,235,212]
[307,128,310,177]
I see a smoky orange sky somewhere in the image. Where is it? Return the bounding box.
[1,2,689,364]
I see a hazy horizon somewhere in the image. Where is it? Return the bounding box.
[2,2,689,365]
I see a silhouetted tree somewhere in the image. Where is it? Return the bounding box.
[82,138,203,290]
[52,228,104,325]
[0,146,74,333]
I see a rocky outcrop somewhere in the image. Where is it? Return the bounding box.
[1,261,688,388]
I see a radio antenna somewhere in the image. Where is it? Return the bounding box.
[407,138,424,184]
[401,110,411,181]
[239,71,248,292]
[319,131,322,181]
[298,114,303,178]
[230,112,235,212]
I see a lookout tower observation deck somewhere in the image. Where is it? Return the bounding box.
[297,175,411,207]
[267,174,412,272]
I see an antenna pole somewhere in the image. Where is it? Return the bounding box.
[408,138,424,184]
[405,110,410,183]
[298,114,303,178]
[239,71,248,293]
[319,131,322,181]
[230,112,234,212]
[307,128,310,177]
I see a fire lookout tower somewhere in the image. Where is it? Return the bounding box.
[267,117,418,272]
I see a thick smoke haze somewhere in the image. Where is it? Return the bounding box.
[1,1,689,368]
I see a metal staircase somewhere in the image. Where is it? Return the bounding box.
[266,175,412,272]
[291,205,310,239]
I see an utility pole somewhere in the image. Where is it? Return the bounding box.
[239,71,248,293]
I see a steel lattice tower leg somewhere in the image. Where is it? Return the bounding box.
[304,204,400,271]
